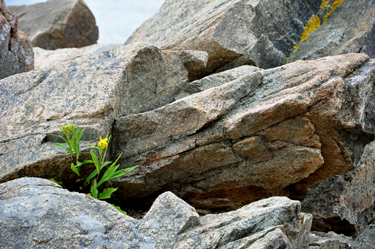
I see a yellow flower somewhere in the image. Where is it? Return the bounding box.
[97,138,108,149]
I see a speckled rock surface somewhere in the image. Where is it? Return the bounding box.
[302,141,375,235]
[126,0,328,75]
[308,231,355,249]
[288,0,375,62]
[8,0,98,50]
[33,43,122,69]
[110,53,375,211]
[0,44,203,185]
[0,0,33,79]
[0,177,312,249]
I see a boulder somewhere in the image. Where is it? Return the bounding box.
[34,43,122,69]
[110,53,375,211]
[288,0,375,63]
[0,177,312,249]
[126,0,375,78]
[308,231,355,249]
[126,0,327,76]
[8,0,99,50]
[301,124,375,235]
[0,0,33,79]
[0,44,206,185]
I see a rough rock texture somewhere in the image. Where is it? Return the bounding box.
[126,0,328,76]
[308,231,355,249]
[0,0,33,79]
[8,0,98,50]
[288,0,375,63]
[0,44,206,185]
[109,53,375,211]
[0,177,312,249]
[301,140,375,235]
[34,43,122,69]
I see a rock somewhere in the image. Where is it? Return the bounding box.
[126,0,328,76]
[0,0,33,79]
[0,44,204,185]
[301,139,375,235]
[288,0,375,62]
[34,43,122,69]
[354,226,375,249]
[308,231,355,249]
[8,0,99,50]
[110,53,375,211]
[0,177,312,249]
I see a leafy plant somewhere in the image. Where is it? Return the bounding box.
[52,125,137,214]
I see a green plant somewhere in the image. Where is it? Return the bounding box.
[52,124,137,214]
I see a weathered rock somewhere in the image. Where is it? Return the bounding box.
[0,177,312,249]
[308,231,355,249]
[110,53,375,211]
[126,0,330,76]
[34,43,122,69]
[301,134,375,235]
[288,0,375,63]
[0,44,204,185]
[354,226,375,249]
[0,0,33,79]
[8,0,98,50]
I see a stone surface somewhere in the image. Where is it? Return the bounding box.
[33,43,122,69]
[110,53,375,211]
[301,139,375,235]
[0,0,33,79]
[0,44,204,185]
[308,231,355,249]
[0,177,312,249]
[126,0,329,76]
[288,0,375,62]
[8,0,98,50]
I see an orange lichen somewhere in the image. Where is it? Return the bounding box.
[323,0,346,23]
[300,15,321,42]
[320,0,330,9]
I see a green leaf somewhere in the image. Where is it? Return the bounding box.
[50,178,65,188]
[97,164,120,187]
[84,169,98,185]
[77,129,84,143]
[90,150,100,174]
[88,143,98,149]
[58,135,69,145]
[90,179,98,199]
[98,188,118,199]
[71,163,80,176]
[110,204,127,215]
[52,143,68,152]
[123,165,138,175]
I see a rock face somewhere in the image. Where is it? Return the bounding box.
[0,44,207,185]
[8,0,99,50]
[33,43,122,69]
[126,0,325,75]
[111,53,375,212]
[0,177,312,249]
[288,0,375,63]
[126,0,375,77]
[0,0,33,79]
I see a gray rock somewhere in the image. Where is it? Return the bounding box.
[354,226,375,249]
[8,0,99,50]
[301,137,375,234]
[308,231,355,249]
[0,177,312,249]
[0,0,33,79]
[288,0,375,62]
[110,53,375,212]
[126,0,326,75]
[0,44,203,184]
[34,43,122,69]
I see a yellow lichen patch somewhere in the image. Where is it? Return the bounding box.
[300,15,321,42]
[320,0,330,9]
[323,0,346,23]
